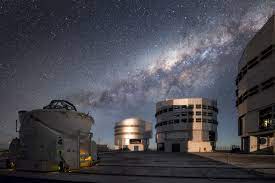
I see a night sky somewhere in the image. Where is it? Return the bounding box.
[0,0,274,149]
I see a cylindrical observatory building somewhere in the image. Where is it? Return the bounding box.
[155,98,218,152]
[9,100,95,171]
[114,118,152,151]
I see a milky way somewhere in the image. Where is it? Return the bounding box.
[0,0,274,148]
[68,2,274,109]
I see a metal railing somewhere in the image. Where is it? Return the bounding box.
[215,145,240,152]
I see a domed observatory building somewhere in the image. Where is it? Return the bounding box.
[9,100,95,171]
[155,98,218,152]
[114,118,152,151]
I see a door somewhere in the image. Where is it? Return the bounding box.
[157,143,165,151]
[134,146,139,151]
[172,143,180,152]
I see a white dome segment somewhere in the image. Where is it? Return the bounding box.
[28,109,93,135]
[20,100,94,135]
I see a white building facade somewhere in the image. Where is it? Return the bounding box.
[155,98,218,152]
[114,118,152,151]
[236,16,275,154]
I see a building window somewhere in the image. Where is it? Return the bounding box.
[208,112,213,116]
[209,131,216,141]
[174,114,180,117]
[163,108,168,113]
[208,106,213,110]
[181,105,187,109]
[261,77,275,91]
[174,119,180,123]
[241,66,247,76]
[261,45,273,55]
[260,45,273,61]
[236,45,274,84]
[115,125,142,129]
[188,111,194,115]
[202,105,207,109]
[188,118,194,123]
[130,139,142,144]
[261,51,272,60]
[196,118,201,122]
[181,112,187,116]
[169,107,173,111]
[188,105,194,109]
[247,56,259,69]
[259,107,273,130]
[196,111,202,116]
[247,85,259,97]
[174,106,180,110]
[208,119,213,123]
[181,119,187,123]
[202,112,207,116]
[157,143,165,151]
[196,105,201,109]
[168,120,173,124]
[202,118,207,123]
[242,91,248,101]
[238,116,244,136]
[115,132,143,136]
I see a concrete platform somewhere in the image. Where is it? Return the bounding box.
[193,152,275,175]
[1,152,275,182]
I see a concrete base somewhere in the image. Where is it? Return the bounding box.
[187,141,213,152]
[115,144,145,151]
[162,141,187,152]
[158,141,213,152]
[242,135,274,154]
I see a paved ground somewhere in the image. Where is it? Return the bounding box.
[193,152,275,175]
[1,152,275,182]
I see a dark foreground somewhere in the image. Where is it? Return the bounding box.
[1,152,275,183]
[0,175,92,183]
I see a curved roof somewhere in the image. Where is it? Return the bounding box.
[115,117,147,126]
